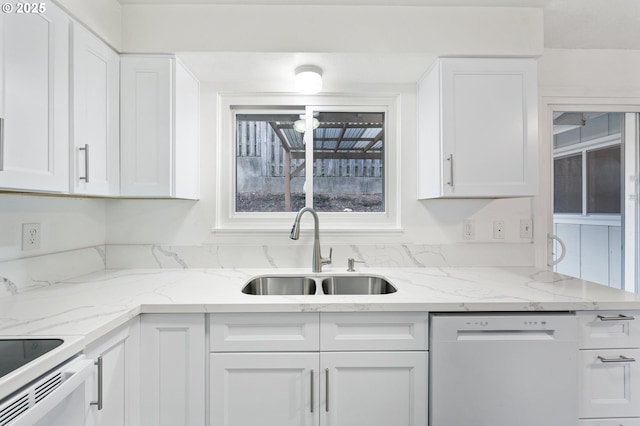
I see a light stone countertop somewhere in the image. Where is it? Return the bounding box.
[1,266,640,400]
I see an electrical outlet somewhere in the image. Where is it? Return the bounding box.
[463,220,475,240]
[520,219,533,239]
[22,223,41,251]
[493,220,505,239]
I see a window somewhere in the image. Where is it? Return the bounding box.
[216,94,400,232]
[553,154,582,214]
[235,110,384,213]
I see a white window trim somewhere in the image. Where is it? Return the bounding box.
[214,93,402,235]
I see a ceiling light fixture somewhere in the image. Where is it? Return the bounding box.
[293,114,320,133]
[294,65,323,94]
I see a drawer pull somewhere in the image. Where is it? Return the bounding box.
[597,314,635,321]
[597,355,636,363]
[325,368,329,412]
[310,370,314,413]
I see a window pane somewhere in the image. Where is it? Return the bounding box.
[312,112,384,212]
[587,146,621,214]
[554,154,582,214]
[235,112,306,212]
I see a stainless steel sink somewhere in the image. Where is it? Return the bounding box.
[321,275,397,295]
[242,276,316,295]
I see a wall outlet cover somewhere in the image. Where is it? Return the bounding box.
[493,220,505,239]
[463,220,475,240]
[22,223,41,251]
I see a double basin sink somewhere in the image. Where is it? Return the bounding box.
[242,274,397,296]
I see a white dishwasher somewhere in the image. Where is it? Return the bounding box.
[430,313,578,426]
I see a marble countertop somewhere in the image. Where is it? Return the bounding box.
[1,266,640,400]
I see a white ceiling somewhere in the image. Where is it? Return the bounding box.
[544,0,640,49]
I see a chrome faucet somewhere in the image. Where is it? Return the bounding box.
[290,207,332,272]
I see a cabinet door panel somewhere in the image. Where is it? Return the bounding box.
[120,56,172,197]
[578,311,640,349]
[210,312,320,352]
[140,314,205,426]
[71,23,119,196]
[321,352,426,426]
[320,312,428,351]
[210,353,318,426]
[0,1,69,192]
[580,349,640,418]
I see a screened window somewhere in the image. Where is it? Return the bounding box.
[553,146,621,215]
[587,146,621,214]
[554,154,582,214]
[235,110,384,213]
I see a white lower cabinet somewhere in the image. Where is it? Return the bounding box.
[84,318,140,426]
[580,349,640,418]
[139,314,205,426]
[578,311,640,423]
[210,353,317,426]
[320,352,426,426]
[209,312,428,426]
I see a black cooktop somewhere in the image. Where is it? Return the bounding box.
[0,339,64,378]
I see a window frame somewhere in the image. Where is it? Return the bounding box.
[214,93,401,234]
[552,133,621,220]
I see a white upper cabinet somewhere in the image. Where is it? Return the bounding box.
[417,57,538,199]
[120,55,200,199]
[0,0,70,192]
[71,23,120,196]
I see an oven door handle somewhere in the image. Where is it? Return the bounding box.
[9,356,94,426]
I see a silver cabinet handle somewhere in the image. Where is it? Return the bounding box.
[598,314,636,321]
[446,154,454,187]
[325,368,329,412]
[79,144,90,182]
[310,370,314,413]
[90,356,103,410]
[597,355,636,363]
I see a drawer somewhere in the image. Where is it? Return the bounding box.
[578,311,640,349]
[209,313,319,352]
[580,348,640,419]
[320,312,429,351]
[580,420,640,426]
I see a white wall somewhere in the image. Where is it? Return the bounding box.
[534,48,640,270]
[121,5,543,55]
[0,195,106,262]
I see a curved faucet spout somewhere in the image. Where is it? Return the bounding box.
[290,207,332,272]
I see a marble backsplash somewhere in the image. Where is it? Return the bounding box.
[0,242,535,297]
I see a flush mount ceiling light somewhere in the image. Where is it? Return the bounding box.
[294,65,323,94]
[293,114,320,133]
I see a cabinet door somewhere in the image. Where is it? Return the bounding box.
[320,352,427,426]
[440,58,537,197]
[120,56,172,197]
[418,57,537,198]
[0,0,69,192]
[140,314,205,426]
[71,23,119,196]
[580,349,640,418]
[85,319,139,426]
[210,352,318,426]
